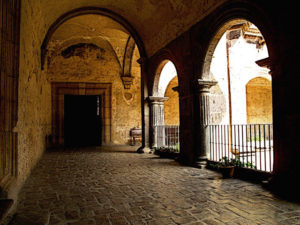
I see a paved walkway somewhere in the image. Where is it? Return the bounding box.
[9,146,300,225]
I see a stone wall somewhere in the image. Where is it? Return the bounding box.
[9,0,52,198]
[47,42,141,145]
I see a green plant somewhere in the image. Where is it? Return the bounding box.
[216,157,256,169]
[218,157,237,167]
[242,161,257,169]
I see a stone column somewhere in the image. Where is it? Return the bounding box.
[194,79,217,167]
[136,57,151,153]
[148,96,169,148]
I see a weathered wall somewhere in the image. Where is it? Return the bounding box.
[47,42,141,144]
[246,77,272,124]
[164,77,179,125]
[9,0,52,198]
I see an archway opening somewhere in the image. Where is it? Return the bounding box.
[207,20,273,173]
[152,61,180,152]
[45,14,142,148]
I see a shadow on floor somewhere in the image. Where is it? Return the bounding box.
[47,145,141,154]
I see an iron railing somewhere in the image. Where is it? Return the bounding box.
[208,124,273,172]
[154,125,180,151]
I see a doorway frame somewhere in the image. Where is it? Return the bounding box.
[51,82,112,147]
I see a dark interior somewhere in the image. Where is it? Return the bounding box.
[64,95,102,147]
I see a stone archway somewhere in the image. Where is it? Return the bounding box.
[42,9,149,150]
[150,60,180,149]
[41,7,147,70]
[202,18,274,172]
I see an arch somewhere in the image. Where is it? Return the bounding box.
[156,61,177,97]
[203,7,275,173]
[152,57,180,97]
[199,1,276,80]
[121,36,136,89]
[41,7,147,70]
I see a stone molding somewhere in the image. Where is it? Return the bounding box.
[121,76,134,89]
[51,82,112,147]
[148,96,169,103]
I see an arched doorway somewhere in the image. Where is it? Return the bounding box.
[206,20,273,172]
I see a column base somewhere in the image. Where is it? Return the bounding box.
[194,161,207,169]
[137,146,153,154]
[194,156,208,169]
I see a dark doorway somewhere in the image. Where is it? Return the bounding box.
[64,95,102,147]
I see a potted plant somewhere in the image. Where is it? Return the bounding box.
[209,157,257,178]
[216,157,237,178]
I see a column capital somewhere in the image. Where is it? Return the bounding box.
[193,79,217,93]
[148,96,169,103]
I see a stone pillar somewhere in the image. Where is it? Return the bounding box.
[194,79,217,167]
[148,96,169,148]
[136,57,151,153]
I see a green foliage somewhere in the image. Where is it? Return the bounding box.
[154,144,180,154]
[218,157,236,167]
[215,156,256,169]
[250,136,265,142]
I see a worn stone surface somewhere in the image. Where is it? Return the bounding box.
[10,146,300,225]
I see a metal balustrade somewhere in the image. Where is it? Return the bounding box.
[208,124,274,172]
[154,125,180,152]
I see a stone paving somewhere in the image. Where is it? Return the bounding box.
[9,146,300,225]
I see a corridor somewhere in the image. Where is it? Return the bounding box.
[9,147,300,225]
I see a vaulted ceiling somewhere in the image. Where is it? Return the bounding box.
[48,14,131,70]
[40,0,227,57]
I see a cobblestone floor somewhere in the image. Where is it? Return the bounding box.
[9,146,300,225]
